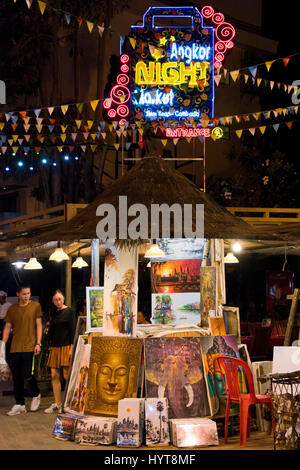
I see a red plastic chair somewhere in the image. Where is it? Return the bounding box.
[214,356,273,447]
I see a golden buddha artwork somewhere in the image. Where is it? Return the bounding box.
[86,287,104,331]
[84,336,142,416]
[103,244,138,337]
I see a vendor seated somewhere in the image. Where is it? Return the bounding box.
[137,311,150,324]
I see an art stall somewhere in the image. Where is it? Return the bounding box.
[51,236,253,448]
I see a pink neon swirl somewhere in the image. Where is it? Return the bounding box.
[216,22,236,43]
[108,109,117,118]
[201,6,214,18]
[215,41,226,53]
[212,13,224,24]
[120,54,129,63]
[117,74,130,86]
[120,64,129,73]
[111,85,130,104]
[117,105,129,118]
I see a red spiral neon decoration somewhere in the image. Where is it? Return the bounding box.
[120,54,129,63]
[212,13,224,24]
[201,6,214,18]
[119,119,127,125]
[103,99,111,109]
[215,52,224,63]
[120,64,129,73]
[215,42,226,53]
[216,22,236,43]
[226,41,234,49]
[117,74,130,86]
[111,85,130,104]
[108,109,117,119]
[117,105,129,118]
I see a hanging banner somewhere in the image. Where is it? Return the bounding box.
[103,242,138,337]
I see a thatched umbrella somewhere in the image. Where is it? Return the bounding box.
[10,156,259,250]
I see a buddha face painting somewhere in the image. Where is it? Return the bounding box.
[85,336,142,416]
[97,352,131,405]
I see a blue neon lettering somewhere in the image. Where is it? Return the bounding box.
[135,89,175,106]
[170,42,210,65]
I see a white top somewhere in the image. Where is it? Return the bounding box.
[0,302,12,320]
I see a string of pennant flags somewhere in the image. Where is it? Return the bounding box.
[19,0,111,37]
[234,118,300,138]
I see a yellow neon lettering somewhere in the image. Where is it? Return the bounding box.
[135,61,210,87]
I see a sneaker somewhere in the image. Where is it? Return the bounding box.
[30,393,41,412]
[44,403,62,414]
[7,404,27,416]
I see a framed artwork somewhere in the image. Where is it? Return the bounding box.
[200,335,240,416]
[222,307,241,345]
[208,317,226,336]
[145,337,210,419]
[153,238,207,261]
[151,259,201,294]
[103,244,138,337]
[84,336,143,416]
[200,266,217,327]
[69,342,91,414]
[63,334,87,411]
[151,292,200,326]
[86,287,104,332]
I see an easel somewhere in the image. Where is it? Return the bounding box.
[284,288,300,346]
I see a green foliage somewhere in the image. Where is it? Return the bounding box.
[207,145,300,208]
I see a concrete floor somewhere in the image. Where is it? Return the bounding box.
[0,381,274,451]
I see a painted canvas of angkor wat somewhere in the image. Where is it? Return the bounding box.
[151,259,201,294]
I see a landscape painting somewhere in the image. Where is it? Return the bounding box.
[152,238,207,261]
[151,293,200,326]
[151,259,201,294]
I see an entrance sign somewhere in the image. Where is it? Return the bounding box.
[103,6,235,124]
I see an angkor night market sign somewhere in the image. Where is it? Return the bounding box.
[103,6,235,124]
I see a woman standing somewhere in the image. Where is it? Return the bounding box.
[44,290,77,413]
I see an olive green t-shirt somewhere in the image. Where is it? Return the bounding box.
[4,301,43,353]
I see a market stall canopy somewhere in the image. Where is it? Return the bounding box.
[9,156,261,249]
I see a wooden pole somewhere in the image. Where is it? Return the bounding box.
[65,258,72,307]
[91,238,100,286]
[284,288,300,346]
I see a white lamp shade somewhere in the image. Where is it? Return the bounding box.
[49,247,69,261]
[24,257,43,270]
[12,261,26,269]
[144,243,165,258]
[72,256,88,269]
[224,252,239,264]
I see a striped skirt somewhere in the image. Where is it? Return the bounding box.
[47,345,71,369]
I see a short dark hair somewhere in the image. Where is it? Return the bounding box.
[16,284,31,293]
[53,289,65,298]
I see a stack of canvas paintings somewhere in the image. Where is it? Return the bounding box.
[145,398,170,446]
[74,417,117,445]
[117,398,145,447]
[145,337,210,419]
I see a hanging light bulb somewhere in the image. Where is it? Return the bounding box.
[24,257,43,270]
[49,242,69,262]
[72,252,88,269]
[224,252,239,264]
[232,241,242,253]
[12,261,26,269]
[144,240,165,258]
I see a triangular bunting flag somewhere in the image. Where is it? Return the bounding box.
[129,37,137,49]
[34,109,41,117]
[90,145,97,152]
[60,134,67,143]
[173,138,179,146]
[248,66,257,78]
[161,139,168,147]
[282,57,290,67]
[19,111,27,120]
[0,122,4,131]
[244,74,249,83]
[77,17,83,28]
[259,126,266,135]
[48,107,54,115]
[265,61,274,72]
[273,124,280,132]
[257,78,262,87]
[48,125,54,133]
[98,25,105,37]
[286,121,293,129]
[8,140,13,146]
[61,104,69,115]
[230,70,239,82]
[12,135,18,142]
[114,143,120,151]
[214,75,222,86]
[101,132,106,140]
[86,21,94,33]
[125,142,132,150]
[90,100,99,112]
[270,81,274,90]
[12,147,18,154]
[75,120,82,129]
[65,13,71,25]
[36,124,43,133]
[76,103,84,113]
[57,146,63,152]
[1,147,7,154]
[68,146,75,152]
[18,139,23,145]
[26,0,33,8]
[71,133,77,142]
[38,1,46,15]
[90,134,96,141]
[236,130,243,138]
[83,133,89,140]
[24,135,31,142]
[87,120,94,129]
[61,125,67,133]
[81,145,86,153]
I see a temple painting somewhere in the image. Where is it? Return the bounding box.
[145,337,210,419]
[103,243,138,337]
[151,259,201,294]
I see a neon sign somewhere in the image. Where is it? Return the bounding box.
[103,6,235,123]
[166,128,211,138]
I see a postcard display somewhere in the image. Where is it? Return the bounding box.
[117,398,145,447]
[145,398,170,446]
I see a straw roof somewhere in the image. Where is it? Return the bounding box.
[10,156,261,249]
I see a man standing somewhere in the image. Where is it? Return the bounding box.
[0,291,11,336]
[1,284,42,415]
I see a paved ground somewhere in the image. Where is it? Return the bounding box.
[0,381,274,451]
